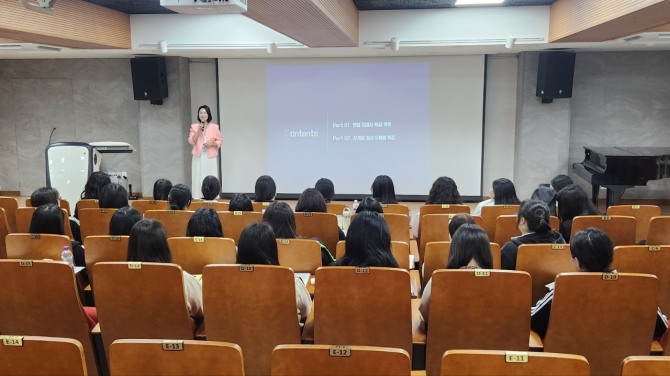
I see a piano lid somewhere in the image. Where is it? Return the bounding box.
[586,147,670,157]
[88,141,134,153]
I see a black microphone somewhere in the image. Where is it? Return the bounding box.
[48,127,56,145]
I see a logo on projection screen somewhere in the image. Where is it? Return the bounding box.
[285,129,319,138]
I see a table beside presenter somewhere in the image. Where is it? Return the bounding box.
[188,105,222,191]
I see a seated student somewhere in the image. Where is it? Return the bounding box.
[168,184,192,210]
[295,188,346,243]
[335,211,398,268]
[473,178,521,216]
[99,183,128,209]
[153,179,173,201]
[254,175,276,202]
[30,204,85,267]
[411,176,463,238]
[263,201,335,266]
[530,174,574,216]
[448,213,476,237]
[109,207,142,236]
[186,208,223,238]
[30,186,60,207]
[237,222,312,324]
[556,184,600,242]
[371,175,399,204]
[419,224,493,324]
[551,174,573,194]
[229,193,253,212]
[127,219,203,325]
[315,178,335,203]
[531,227,668,339]
[200,175,221,201]
[355,196,383,214]
[501,200,565,270]
[72,171,112,242]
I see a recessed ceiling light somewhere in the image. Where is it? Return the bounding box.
[455,0,505,6]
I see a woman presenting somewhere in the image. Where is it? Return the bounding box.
[188,105,222,192]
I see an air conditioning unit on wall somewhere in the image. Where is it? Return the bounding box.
[160,0,247,14]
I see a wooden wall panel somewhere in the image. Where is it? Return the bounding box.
[0,0,130,49]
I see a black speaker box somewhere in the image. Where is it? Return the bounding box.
[131,57,168,104]
[536,52,575,101]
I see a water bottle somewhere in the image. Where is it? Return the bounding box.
[342,207,351,231]
[352,199,359,213]
[61,245,74,266]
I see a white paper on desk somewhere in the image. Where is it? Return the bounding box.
[295,273,310,286]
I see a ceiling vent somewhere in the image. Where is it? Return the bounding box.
[159,0,247,14]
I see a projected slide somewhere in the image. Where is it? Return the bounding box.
[267,63,431,194]
[218,56,485,197]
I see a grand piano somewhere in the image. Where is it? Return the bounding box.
[572,147,670,207]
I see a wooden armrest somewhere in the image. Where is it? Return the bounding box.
[412,299,426,345]
[301,302,315,344]
[410,240,419,263]
[410,270,421,298]
[529,330,543,351]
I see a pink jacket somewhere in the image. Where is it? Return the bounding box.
[188,123,222,158]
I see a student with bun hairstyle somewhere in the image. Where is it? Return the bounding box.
[355,196,383,214]
[501,200,565,270]
[229,193,253,212]
[168,184,192,210]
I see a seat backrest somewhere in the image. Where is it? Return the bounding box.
[380,203,410,216]
[277,238,322,273]
[425,269,531,376]
[203,264,301,376]
[143,210,194,239]
[480,204,520,241]
[0,197,19,233]
[16,207,73,239]
[217,211,263,244]
[0,335,88,376]
[252,201,272,212]
[272,344,411,376]
[621,356,670,376]
[326,203,348,215]
[422,241,501,289]
[516,243,574,303]
[294,212,339,254]
[109,339,244,376]
[188,200,230,211]
[419,214,453,262]
[0,260,99,375]
[493,215,558,246]
[168,237,236,274]
[419,204,471,218]
[5,233,71,260]
[83,235,129,286]
[607,205,661,243]
[93,262,195,359]
[570,215,637,246]
[333,240,410,270]
[129,199,170,215]
[0,208,9,259]
[440,350,589,376]
[613,245,670,315]
[382,213,410,244]
[78,208,117,245]
[313,267,412,357]
[544,272,659,376]
[646,216,670,245]
[76,199,100,210]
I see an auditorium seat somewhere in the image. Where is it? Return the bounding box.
[494,215,559,246]
[0,260,100,375]
[0,208,9,259]
[0,196,19,233]
[424,270,531,376]
[188,200,229,211]
[5,233,71,260]
[272,344,411,376]
[25,197,71,214]
[129,199,170,215]
[515,243,573,304]
[326,203,348,215]
[646,216,670,245]
[202,264,302,376]
[352,212,410,244]
[76,199,100,210]
[277,238,322,273]
[252,201,272,212]
[480,204,519,242]
[168,236,236,274]
[613,245,670,315]
[78,208,117,245]
[0,335,88,376]
[84,235,129,287]
[621,356,670,376]
[93,262,196,359]
[570,215,637,246]
[335,240,413,270]
[294,212,340,255]
[16,207,74,239]
[381,203,410,216]
[607,205,661,243]
[440,350,589,376]
[143,210,194,238]
[109,339,244,376]
[217,211,263,244]
[542,272,659,376]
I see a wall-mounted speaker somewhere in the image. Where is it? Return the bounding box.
[130,57,168,105]
[536,51,575,103]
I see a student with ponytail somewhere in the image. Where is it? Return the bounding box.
[500,200,565,270]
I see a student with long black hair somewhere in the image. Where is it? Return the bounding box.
[473,178,521,216]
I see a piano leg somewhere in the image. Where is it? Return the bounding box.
[605,185,633,208]
[591,184,600,206]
